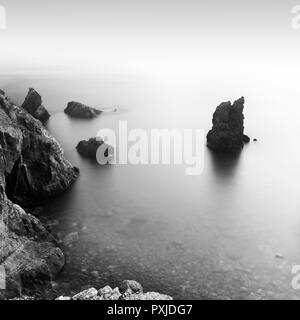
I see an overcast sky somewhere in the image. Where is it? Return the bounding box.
[0,0,300,74]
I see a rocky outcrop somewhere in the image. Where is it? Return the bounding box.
[64,101,102,119]
[76,137,113,161]
[207,97,249,153]
[0,90,79,298]
[56,280,173,300]
[21,88,50,124]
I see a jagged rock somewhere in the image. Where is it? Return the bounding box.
[72,288,98,300]
[0,92,79,298]
[207,97,249,154]
[76,137,113,161]
[0,94,79,205]
[98,286,121,300]
[67,281,171,300]
[21,88,50,124]
[64,101,102,119]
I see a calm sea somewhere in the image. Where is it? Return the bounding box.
[1,70,300,299]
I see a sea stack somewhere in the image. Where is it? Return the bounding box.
[207,97,250,154]
[0,91,79,298]
[64,101,102,118]
[21,88,50,124]
[76,137,113,161]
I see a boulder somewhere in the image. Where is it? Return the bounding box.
[0,92,79,298]
[21,88,50,124]
[98,286,121,300]
[64,101,102,119]
[76,137,113,161]
[207,97,249,153]
[72,288,98,300]
[242,134,250,143]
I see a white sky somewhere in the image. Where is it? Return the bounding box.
[0,0,300,75]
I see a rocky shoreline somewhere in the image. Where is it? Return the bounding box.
[12,280,172,300]
[0,89,171,300]
[0,89,251,300]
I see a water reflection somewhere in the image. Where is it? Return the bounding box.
[207,148,242,182]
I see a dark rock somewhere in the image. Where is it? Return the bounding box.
[0,89,5,96]
[21,88,50,124]
[76,137,113,161]
[0,99,79,205]
[253,138,258,141]
[64,101,102,119]
[243,134,250,143]
[0,92,79,298]
[207,97,249,154]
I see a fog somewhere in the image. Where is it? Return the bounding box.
[0,0,300,75]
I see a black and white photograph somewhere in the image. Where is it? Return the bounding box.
[1,0,300,311]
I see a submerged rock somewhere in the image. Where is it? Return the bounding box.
[21,88,50,124]
[76,137,113,161]
[63,232,79,246]
[119,280,143,295]
[64,101,102,118]
[207,97,249,154]
[0,91,79,298]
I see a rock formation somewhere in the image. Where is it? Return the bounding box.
[21,88,50,124]
[56,280,172,300]
[64,101,102,119]
[207,97,249,153]
[76,137,113,161]
[0,90,79,298]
